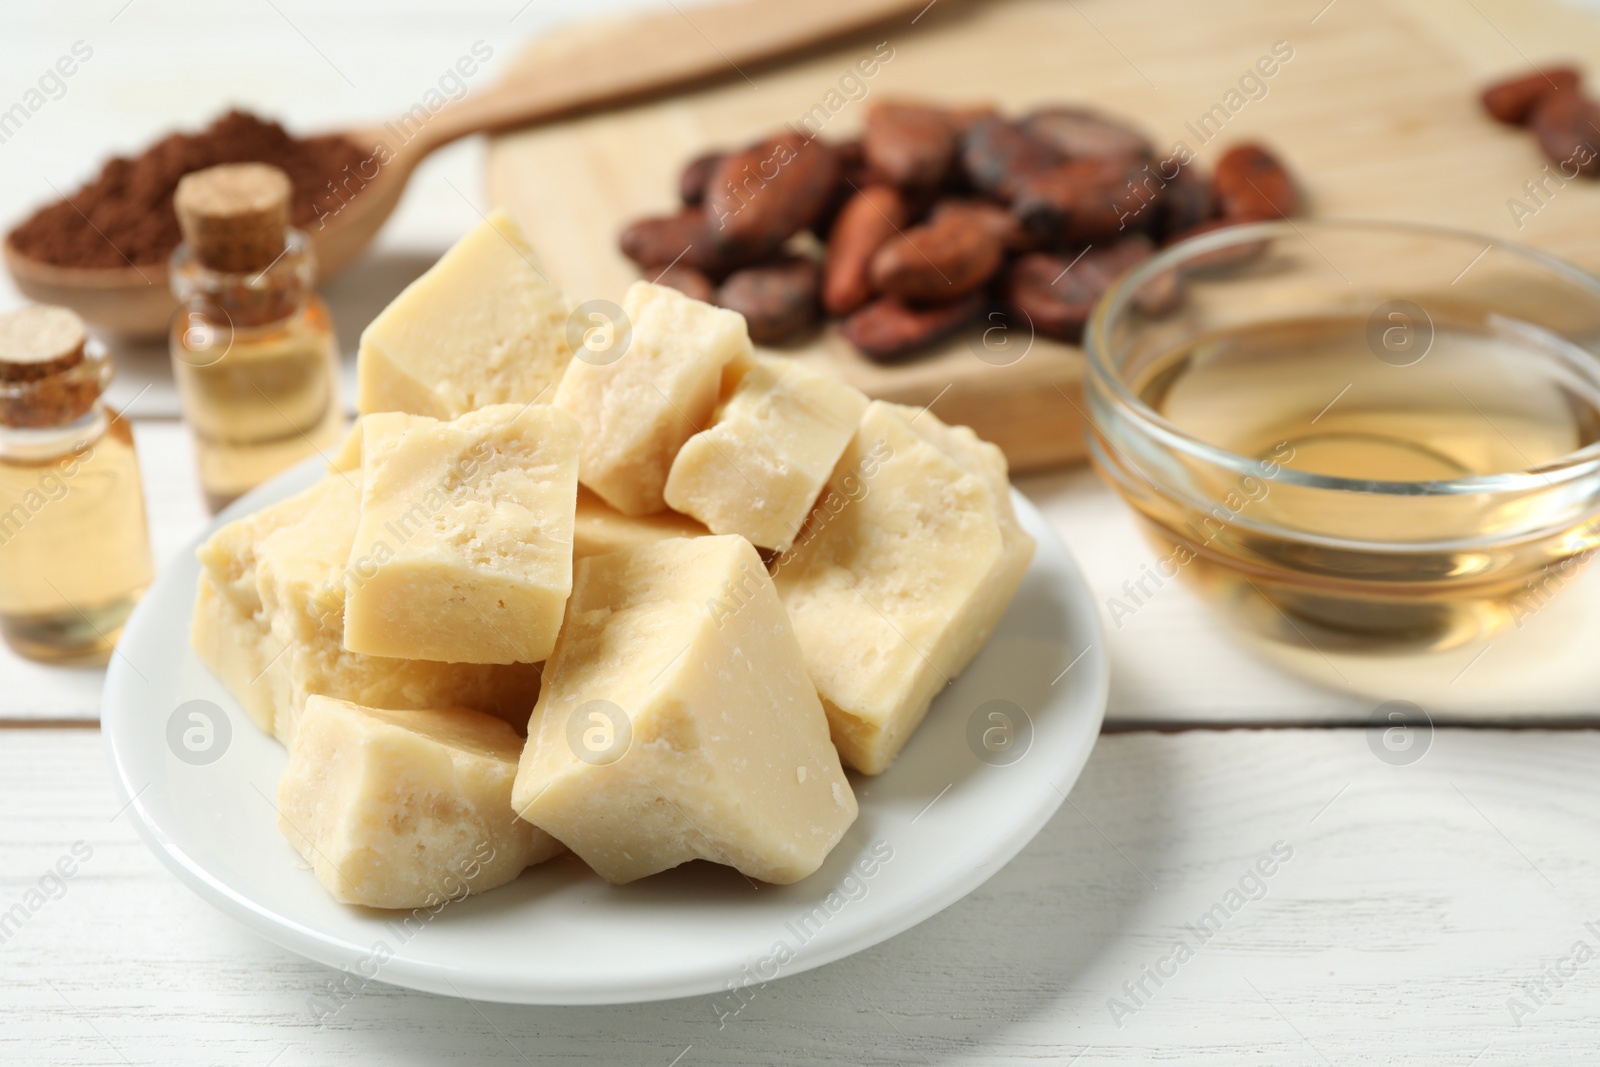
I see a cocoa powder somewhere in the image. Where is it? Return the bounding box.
[7,110,365,270]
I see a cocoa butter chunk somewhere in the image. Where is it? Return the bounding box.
[840,293,984,362]
[653,264,718,305]
[512,535,857,885]
[863,102,959,187]
[193,474,542,746]
[1213,144,1299,221]
[1530,90,1600,175]
[678,150,724,205]
[1010,158,1154,243]
[704,133,841,258]
[357,209,574,420]
[715,256,821,346]
[773,401,1035,775]
[553,281,751,516]
[960,116,1061,199]
[665,354,867,552]
[869,211,1003,303]
[1021,106,1153,161]
[343,404,581,666]
[278,696,563,909]
[573,486,708,560]
[1482,67,1583,126]
[1003,239,1154,342]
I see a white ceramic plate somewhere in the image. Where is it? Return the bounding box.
[102,459,1108,1005]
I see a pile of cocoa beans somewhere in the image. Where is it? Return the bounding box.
[619,101,1299,361]
[1481,66,1600,175]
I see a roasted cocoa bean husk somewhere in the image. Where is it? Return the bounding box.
[1213,144,1299,221]
[1482,67,1583,126]
[1021,107,1153,161]
[839,293,984,362]
[863,102,959,188]
[960,116,1061,199]
[1530,89,1600,175]
[823,184,908,316]
[704,133,842,258]
[717,255,822,345]
[868,210,1005,304]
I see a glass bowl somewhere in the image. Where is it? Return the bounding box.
[1083,220,1600,686]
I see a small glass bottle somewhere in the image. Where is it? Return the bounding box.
[168,162,344,512]
[0,305,155,663]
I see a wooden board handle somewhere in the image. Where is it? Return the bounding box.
[373,0,937,160]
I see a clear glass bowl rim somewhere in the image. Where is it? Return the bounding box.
[1084,218,1600,497]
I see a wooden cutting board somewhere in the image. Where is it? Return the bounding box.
[486,0,1600,471]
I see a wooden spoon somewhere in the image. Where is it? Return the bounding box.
[3,0,941,338]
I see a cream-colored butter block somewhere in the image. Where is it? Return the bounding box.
[665,355,867,552]
[774,401,1035,775]
[327,420,362,473]
[553,282,750,516]
[195,479,327,622]
[278,695,562,909]
[190,573,277,734]
[343,404,580,665]
[356,209,573,419]
[573,487,708,560]
[192,475,541,748]
[512,535,856,885]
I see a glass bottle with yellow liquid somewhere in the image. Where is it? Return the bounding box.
[0,305,155,663]
[168,163,343,512]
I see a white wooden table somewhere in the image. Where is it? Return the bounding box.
[4,2,1600,1063]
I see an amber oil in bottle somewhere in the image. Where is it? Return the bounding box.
[168,163,343,512]
[0,305,155,663]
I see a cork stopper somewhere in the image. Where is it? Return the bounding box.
[175,163,291,272]
[0,305,87,383]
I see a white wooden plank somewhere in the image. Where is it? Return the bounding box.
[3,727,1598,1064]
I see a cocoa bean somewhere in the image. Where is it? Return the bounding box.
[839,293,984,362]
[1022,107,1152,161]
[1010,158,1154,243]
[618,210,753,276]
[1530,89,1600,175]
[869,210,1004,303]
[863,102,958,188]
[930,199,1033,252]
[811,139,872,239]
[823,185,907,316]
[1164,219,1271,271]
[1213,144,1298,221]
[717,256,821,346]
[678,151,724,206]
[1157,161,1217,239]
[654,264,717,305]
[1482,67,1582,126]
[704,133,841,258]
[960,116,1061,199]
[1002,239,1153,342]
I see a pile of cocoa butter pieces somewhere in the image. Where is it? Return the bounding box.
[1481,65,1600,174]
[619,100,1298,361]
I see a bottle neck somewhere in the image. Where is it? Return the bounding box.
[0,341,112,454]
[0,405,108,462]
[170,227,316,329]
